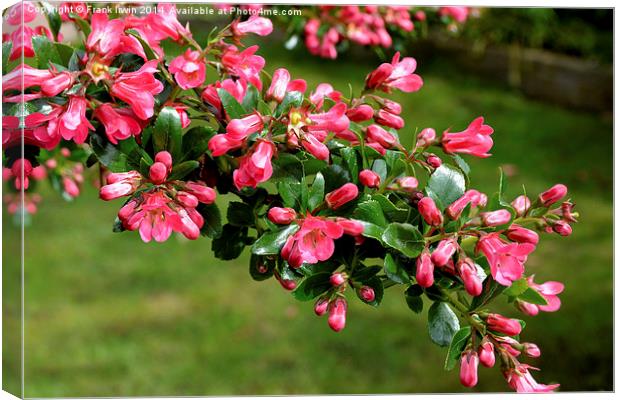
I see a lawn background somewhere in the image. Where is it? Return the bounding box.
[2,16,613,396]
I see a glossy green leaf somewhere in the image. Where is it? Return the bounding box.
[252,224,299,255]
[153,107,183,158]
[274,91,304,118]
[292,272,332,301]
[428,302,460,347]
[308,172,325,211]
[518,287,548,305]
[384,253,411,284]
[444,326,472,371]
[32,36,62,69]
[182,126,216,161]
[212,224,247,260]
[197,203,222,239]
[168,160,199,180]
[218,88,247,119]
[249,254,275,281]
[382,223,424,258]
[353,199,387,227]
[426,165,466,209]
[227,202,255,227]
[405,284,424,313]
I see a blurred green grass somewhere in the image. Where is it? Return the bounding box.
[3,36,612,396]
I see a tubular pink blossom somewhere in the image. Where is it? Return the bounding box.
[538,184,568,207]
[457,258,482,296]
[51,96,94,144]
[94,104,142,144]
[221,45,265,90]
[328,298,347,332]
[442,117,494,158]
[481,209,511,226]
[6,2,37,25]
[416,251,434,288]
[232,16,273,36]
[395,176,419,192]
[524,276,564,313]
[325,183,359,210]
[111,60,164,120]
[478,341,495,368]
[375,109,404,130]
[359,169,381,188]
[268,207,297,225]
[523,343,541,358]
[459,351,479,388]
[308,103,349,133]
[301,134,330,161]
[168,49,206,90]
[477,233,535,286]
[431,239,457,267]
[41,72,74,97]
[9,25,35,61]
[335,218,364,236]
[486,313,522,336]
[208,134,243,157]
[226,113,264,140]
[447,190,485,220]
[86,11,125,54]
[346,104,374,122]
[506,225,539,245]
[504,364,560,393]
[366,124,397,148]
[266,68,290,102]
[233,140,275,189]
[511,195,531,217]
[185,181,216,204]
[418,197,443,226]
[281,215,344,268]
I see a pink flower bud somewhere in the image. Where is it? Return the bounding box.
[366,124,397,148]
[326,183,359,210]
[268,207,297,225]
[61,148,71,157]
[63,177,80,198]
[418,197,443,226]
[486,313,522,336]
[459,351,479,388]
[375,109,404,130]
[336,218,365,236]
[381,99,402,115]
[396,176,418,192]
[232,16,273,37]
[359,169,381,188]
[481,209,511,226]
[427,154,442,168]
[506,224,539,245]
[185,181,217,204]
[523,343,541,358]
[359,286,375,302]
[346,104,374,122]
[154,151,173,171]
[226,113,264,140]
[457,258,482,296]
[516,300,540,316]
[416,128,436,147]
[277,275,297,291]
[149,162,168,184]
[314,298,329,316]
[41,71,74,97]
[266,68,290,102]
[538,184,567,207]
[176,191,199,208]
[552,220,572,236]
[11,158,32,178]
[416,251,434,288]
[431,239,457,267]
[478,341,495,368]
[446,190,483,220]
[511,195,531,217]
[330,272,346,287]
[45,159,58,169]
[31,166,46,180]
[328,298,347,332]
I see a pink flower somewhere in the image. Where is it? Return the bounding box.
[439,7,470,23]
[486,313,522,336]
[9,25,35,61]
[538,184,567,207]
[442,117,494,158]
[457,258,482,296]
[184,181,216,204]
[431,239,457,267]
[314,298,329,316]
[552,220,572,236]
[268,207,297,225]
[446,189,485,220]
[63,177,80,198]
[359,169,380,188]
[111,60,164,120]
[511,195,531,217]
[48,96,94,144]
[308,103,350,133]
[99,171,142,200]
[520,276,564,315]
[41,72,75,97]
[301,134,330,161]
[266,68,307,103]
[346,104,374,122]
[281,215,344,268]
[395,176,419,192]
[478,340,495,368]
[365,52,423,93]
[418,197,443,226]
[366,124,397,148]
[221,45,265,90]
[3,64,53,92]
[232,16,273,37]
[477,233,535,286]
[226,113,264,141]
[149,162,168,184]
[147,3,191,41]
[86,12,125,55]
[94,104,142,144]
[359,286,376,302]
[506,225,539,245]
[481,209,511,226]
[325,183,359,210]
[330,272,346,286]
[233,140,275,189]
[309,83,342,109]
[460,351,479,388]
[328,298,347,332]
[523,343,541,358]
[168,49,206,90]
[375,109,404,130]
[504,364,559,393]
[335,218,364,236]
[6,2,37,25]
[416,250,434,288]
[427,154,442,168]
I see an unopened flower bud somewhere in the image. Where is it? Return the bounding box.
[486,313,522,336]
[314,298,329,316]
[418,196,443,226]
[346,104,374,122]
[359,286,376,302]
[511,195,531,217]
[516,299,539,316]
[396,176,419,192]
[328,298,347,332]
[431,238,457,266]
[478,341,495,368]
[427,154,442,168]
[538,184,567,207]
[149,162,168,184]
[359,169,381,188]
[552,220,572,236]
[416,127,436,147]
[459,350,479,388]
[330,272,347,287]
[326,183,359,210]
[416,250,434,288]
[154,151,173,171]
[481,209,511,226]
[506,224,539,245]
[268,207,297,225]
[457,258,482,296]
[523,342,541,358]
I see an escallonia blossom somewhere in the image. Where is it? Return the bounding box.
[365,52,424,93]
[168,49,207,90]
[442,117,494,158]
[477,232,536,286]
[110,60,164,120]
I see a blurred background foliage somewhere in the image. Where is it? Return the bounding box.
[2,4,613,396]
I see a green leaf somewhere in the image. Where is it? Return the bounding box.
[405,285,424,313]
[428,302,460,347]
[518,287,548,305]
[55,43,76,66]
[278,181,301,208]
[469,277,504,311]
[353,200,387,227]
[252,224,300,255]
[126,29,158,60]
[308,172,325,211]
[3,42,12,72]
[426,165,466,209]
[32,36,62,69]
[212,224,247,260]
[384,253,411,284]
[292,272,332,301]
[249,254,275,281]
[218,88,247,119]
[153,107,183,159]
[227,202,255,227]
[168,160,199,180]
[340,147,359,184]
[372,194,409,222]
[351,265,382,282]
[385,150,406,177]
[197,203,222,239]
[444,326,472,371]
[241,84,259,111]
[381,223,424,258]
[41,2,62,39]
[274,91,304,118]
[70,13,92,37]
[89,134,128,172]
[503,278,529,298]
[359,222,385,242]
[181,126,216,161]
[321,164,351,192]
